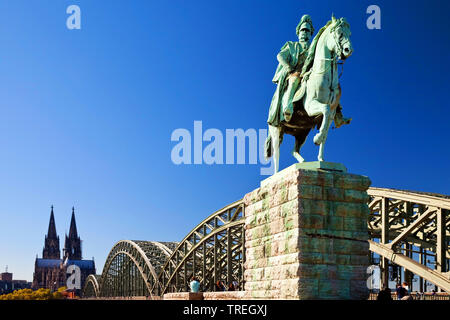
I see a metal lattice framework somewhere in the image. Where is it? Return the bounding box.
[155,200,245,295]
[82,200,244,298]
[97,240,177,297]
[367,188,450,291]
[82,188,449,298]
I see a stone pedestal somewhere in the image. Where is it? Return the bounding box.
[243,163,371,299]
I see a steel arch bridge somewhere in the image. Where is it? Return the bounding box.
[82,188,449,298]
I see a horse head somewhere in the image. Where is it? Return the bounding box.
[328,15,353,60]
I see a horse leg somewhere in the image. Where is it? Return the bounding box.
[306,99,332,145]
[292,129,309,163]
[268,125,281,173]
[317,108,336,161]
[318,140,325,162]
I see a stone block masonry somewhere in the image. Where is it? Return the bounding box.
[243,164,371,299]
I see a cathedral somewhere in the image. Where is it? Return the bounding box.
[32,206,96,293]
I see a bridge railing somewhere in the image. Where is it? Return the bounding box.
[368,292,450,300]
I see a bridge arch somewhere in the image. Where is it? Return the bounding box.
[82,274,100,298]
[98,240,177,297]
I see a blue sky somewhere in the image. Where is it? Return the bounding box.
[0,0,449,281]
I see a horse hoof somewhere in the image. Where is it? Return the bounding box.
[292,152,305,163]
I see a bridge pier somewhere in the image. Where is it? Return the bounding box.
[243,163,371,299]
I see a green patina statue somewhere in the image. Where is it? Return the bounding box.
[266,14,353,173]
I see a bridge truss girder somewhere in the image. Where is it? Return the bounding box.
[368,188,450,291]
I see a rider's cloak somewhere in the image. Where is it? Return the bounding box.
[267,41,309,127]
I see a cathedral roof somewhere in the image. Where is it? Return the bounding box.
[35,259,61,268]
[66,259,95,269]
[36,258,95,270]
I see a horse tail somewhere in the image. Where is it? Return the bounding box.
[264,134,272,159]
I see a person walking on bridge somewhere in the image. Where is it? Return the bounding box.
[189,276,200,293]
[396,283,407,300]
[377,287,393,301]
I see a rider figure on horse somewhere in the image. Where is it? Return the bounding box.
[267,14,351,130]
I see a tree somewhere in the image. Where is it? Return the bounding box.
[0,287,66,300]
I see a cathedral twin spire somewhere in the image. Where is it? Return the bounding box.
[43,206,60,259]
[46,206,58,239]
[42,206,82,260]
[64,207,82,260]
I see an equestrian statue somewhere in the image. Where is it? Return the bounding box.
[265,14,353,173]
